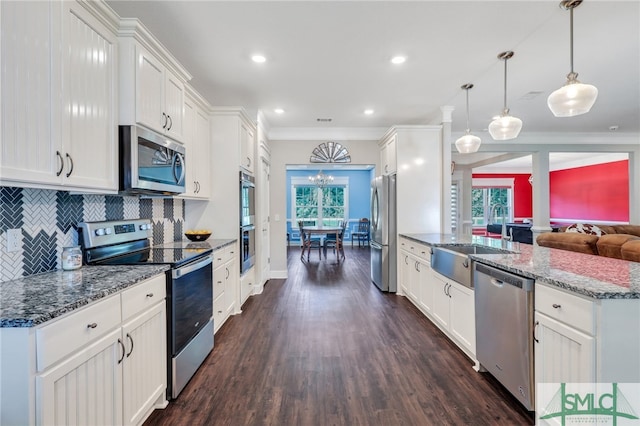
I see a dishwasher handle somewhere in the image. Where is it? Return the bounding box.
[475,262,534,291]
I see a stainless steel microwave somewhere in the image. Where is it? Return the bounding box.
[119,125,186,195]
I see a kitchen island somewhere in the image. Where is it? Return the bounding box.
[399,233,640,415]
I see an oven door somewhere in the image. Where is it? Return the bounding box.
[120,125,186,195]
[240,172,255,227]
[240,225,255,274]
[170,254,213,355]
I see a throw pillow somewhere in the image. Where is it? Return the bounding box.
[565,223,607,236]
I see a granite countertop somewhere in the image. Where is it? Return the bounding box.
[401,233,640,300]
[156,238,236,251]
[0,265,169,328]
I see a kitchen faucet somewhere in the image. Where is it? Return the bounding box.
[490,203,511,241]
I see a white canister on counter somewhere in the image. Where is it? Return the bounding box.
[61,246,82,270]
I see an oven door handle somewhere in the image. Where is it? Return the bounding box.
[172,255,213,279]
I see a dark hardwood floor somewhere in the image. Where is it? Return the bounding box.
[145,246,534,426]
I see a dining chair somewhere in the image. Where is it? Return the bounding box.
[324,220,347,260]
[298,220,321,261]
[351,218,370,247]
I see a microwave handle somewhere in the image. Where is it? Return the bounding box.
[172,152,186,185]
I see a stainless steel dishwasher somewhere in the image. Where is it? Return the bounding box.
[474,262,535,411]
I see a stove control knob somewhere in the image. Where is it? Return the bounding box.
[140,224,149,231]
[95,228,105,236]
[105,228,112,235]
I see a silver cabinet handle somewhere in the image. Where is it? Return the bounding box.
[404,255,409,265]
[167,115,172,131]
[552,304,561,309]
[65,153,74,178]
[56,151,64,176]
[87,322,97,329]
[533,320,540,343]
[225,267,230,279]
[415,261,420,272]
[126,333,134,357]
[162,112,168,129]
[146,293,154,298]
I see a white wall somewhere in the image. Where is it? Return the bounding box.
[269,139,379,277]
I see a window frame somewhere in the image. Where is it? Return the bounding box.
[291,176,349,225]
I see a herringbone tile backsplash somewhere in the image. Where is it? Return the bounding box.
[0,187,184,282]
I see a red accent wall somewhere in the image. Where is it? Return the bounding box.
[550,160,629,222]
[472,174,533,219]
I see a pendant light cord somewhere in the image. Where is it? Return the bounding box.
[569,6,574,75]
[503,58,508,112]
[465,88,470,133]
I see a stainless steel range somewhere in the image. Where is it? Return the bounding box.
[78,219,214,400]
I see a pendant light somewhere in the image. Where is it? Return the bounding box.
[547,0,598,117]
[489,51,522,140]
[455,84,481,154]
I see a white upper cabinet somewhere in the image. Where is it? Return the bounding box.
[182,90,211,199]
[118,20,191,143]
[240,121,255,174]
[133,45,185,141]
[379,133,397,175]
[1,1,118,192]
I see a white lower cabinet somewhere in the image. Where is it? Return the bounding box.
[37,328,123,426]
[398,238,475,360]
[534,311,595,384]
[3,274,167,426]
[121,302,166,426]
[421,269,476,359]
[213,244,238,333]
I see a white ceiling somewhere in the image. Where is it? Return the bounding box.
[106,1,640,140]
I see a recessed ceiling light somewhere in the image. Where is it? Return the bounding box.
[391,56,406,64]
[364,109,374,115]
[274,108,284,114]
[251,55,266,63]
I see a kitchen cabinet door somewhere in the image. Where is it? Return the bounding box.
[0,1,60,186]
[240,121,255,174]
[121,302,166,426]
[135,45,166,134]
[534,311,595,384]
[37,328,123,426]
[448,281,475,355]
[399,251,411,297]
[61,1,117,191]
[431,274,450,330]
[164,70,185,142]
[183,96,198,196]
[225,249,238,317]
[193,108,211,198]
[417,259,434,315]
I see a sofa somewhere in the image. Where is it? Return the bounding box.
[536,223,640,262]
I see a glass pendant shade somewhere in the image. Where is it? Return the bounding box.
[548,0,598,117]
[547,77,598,117]
[488,113,523,140]
[456,83,481,154]
[455,133,482,154]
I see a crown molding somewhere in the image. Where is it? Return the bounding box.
[268,127,386,141]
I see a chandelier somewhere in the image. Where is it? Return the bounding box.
[309,171,334,188]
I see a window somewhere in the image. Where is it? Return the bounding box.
[451,182,458,232]
[292,177,349,226]
[472,178,514,227]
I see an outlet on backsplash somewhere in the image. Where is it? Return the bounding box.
[6,229,21,252]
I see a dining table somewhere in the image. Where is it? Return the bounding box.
[302,225,343,262]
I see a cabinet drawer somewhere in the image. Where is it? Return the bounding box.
[213,245,235,269]
[535,283,595,335]
[213,293,225,333]
[36,295,121,372]
[413,243,431,262]
[213,265,225,299]
[121,274,166,320]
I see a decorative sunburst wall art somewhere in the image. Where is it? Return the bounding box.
[310,142,351,163]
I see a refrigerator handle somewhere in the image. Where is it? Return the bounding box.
[370,187,378,232]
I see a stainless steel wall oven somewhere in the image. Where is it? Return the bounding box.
[79,219,213,400]
[240,171,256,274]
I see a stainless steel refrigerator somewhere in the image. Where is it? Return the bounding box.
[370,174,397,292]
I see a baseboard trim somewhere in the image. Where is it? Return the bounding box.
[270,270,288,279]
